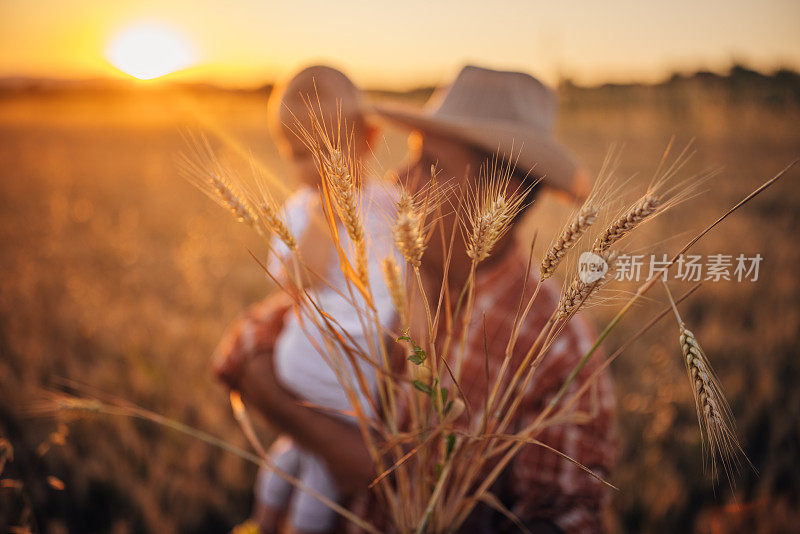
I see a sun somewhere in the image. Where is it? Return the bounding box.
[106,22,196,80]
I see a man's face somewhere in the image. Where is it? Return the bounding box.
[397,131,483,274]
[401,131,476,194]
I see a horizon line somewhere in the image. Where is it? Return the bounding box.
[1,62,797,94]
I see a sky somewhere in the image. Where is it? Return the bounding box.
[1,0,798,89]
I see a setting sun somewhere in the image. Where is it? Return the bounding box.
[105,22,196,80]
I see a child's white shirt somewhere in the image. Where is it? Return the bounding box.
[271,180,400,418]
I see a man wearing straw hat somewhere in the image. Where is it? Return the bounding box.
[377,64,592,202]
[215,65,616,533]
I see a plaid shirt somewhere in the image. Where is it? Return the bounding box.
[455,248,616,533]
[233,248,617,533]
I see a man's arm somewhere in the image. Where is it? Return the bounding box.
[211,292,291,385]
[211,291,375,494]
[237,352,375,495]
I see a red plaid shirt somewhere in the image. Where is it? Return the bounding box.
[456,248,616,533]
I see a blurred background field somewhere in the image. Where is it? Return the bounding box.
[1,68,799,533]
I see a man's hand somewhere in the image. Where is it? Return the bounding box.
[211,292,292,389]
[238,351,376,495]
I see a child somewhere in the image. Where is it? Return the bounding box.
[241,65,398,534]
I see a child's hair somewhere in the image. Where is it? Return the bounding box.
[268,65,368,146]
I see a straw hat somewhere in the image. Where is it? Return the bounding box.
[375,65,585,197]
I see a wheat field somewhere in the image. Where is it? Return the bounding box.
[1,71,799,533]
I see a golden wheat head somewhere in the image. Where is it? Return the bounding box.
[464,158,530,263]
[679,323,746,483]
[392,187,432,268]
[541,205,599,279]
[556,251,616,319]
[381,256,407,323]
[592,193,660,254]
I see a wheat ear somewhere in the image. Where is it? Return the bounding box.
[381,256,407,322]
[210,173,258,226]
[181,158,257,230]
[325,148,368,286]
[556,252,616,319]
[593,194,660,253]
[464,164,529,263]
[467,196,508,262]
[393,189,425,268]
[541,205,598,279]
[254,194,296,250]
[663,281,745,482]
[679,324,745,481]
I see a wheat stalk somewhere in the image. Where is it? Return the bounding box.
[323,149,369,285]
[176,128,790,532]
[209,173,257,226]
[466,197,507,262]
[381,256,407,323]
[178,137,260,232]
[541,205,598,279]
[678,324,741,477]
[661,280,745,483]
[393,189,426,268]
[464,162,528,263]
[254,195,296,251]
[555,252,616,320]
[593,194,660,253]
[325,150,363,242]
[648,277,752,487]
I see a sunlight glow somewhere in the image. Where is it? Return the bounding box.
[106,22,196,80]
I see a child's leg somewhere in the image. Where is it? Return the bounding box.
[254,436,301,533]
[286,451,340,534]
